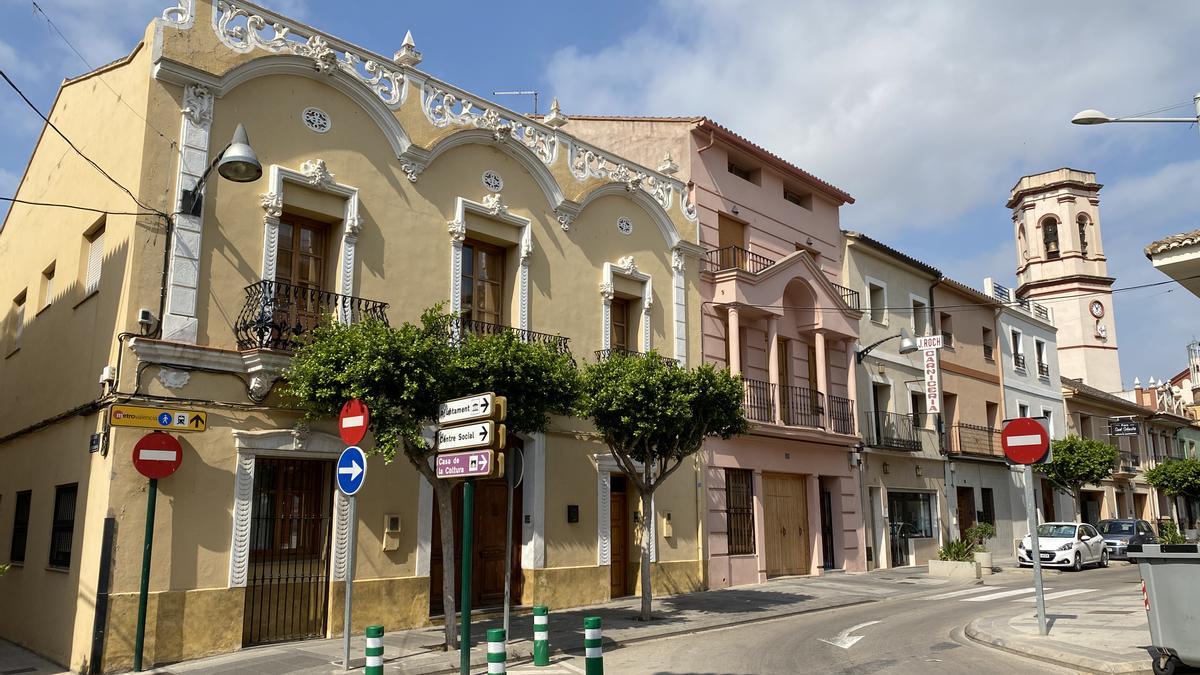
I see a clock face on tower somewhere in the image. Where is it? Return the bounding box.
[1089,300,1105,319]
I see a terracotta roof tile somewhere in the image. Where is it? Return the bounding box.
[1145,228,1200,257]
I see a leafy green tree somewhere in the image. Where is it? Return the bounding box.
[1034,435,1119,520]
[579,353,748,620]
[284,308,578,649]
[1145,457,1200,528]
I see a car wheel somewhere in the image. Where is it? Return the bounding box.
[1073,552,1083,572]
[1100,549,1109,568]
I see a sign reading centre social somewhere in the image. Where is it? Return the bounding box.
[918,335,943,415]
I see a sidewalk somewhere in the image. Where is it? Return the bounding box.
[151,571,944,674]
[966,587,1155,673]
[0,638,69,674]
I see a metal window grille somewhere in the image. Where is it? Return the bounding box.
[9,490,31,564]
[725,469,755,555]
[48,484,77,569]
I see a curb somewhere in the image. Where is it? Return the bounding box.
[413,597,878,674]
[964,617,1151,674]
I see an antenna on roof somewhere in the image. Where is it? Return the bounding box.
[493,90,539,115]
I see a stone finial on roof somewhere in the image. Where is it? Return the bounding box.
[658,152,679,175]
[393,30,422,67]
[544,97,568,128]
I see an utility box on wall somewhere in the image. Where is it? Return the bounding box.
[382,514,401,551]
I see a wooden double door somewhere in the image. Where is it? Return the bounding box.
[763,474,810,577]
[430,477,523,614]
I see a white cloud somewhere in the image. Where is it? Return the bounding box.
[546,1,1200,235]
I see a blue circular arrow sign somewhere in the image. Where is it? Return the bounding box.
[336,446,367,496]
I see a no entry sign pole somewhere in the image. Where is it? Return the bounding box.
[133,477,157,672]
[130,431,183,672]
[343,496,357,670]
[336,443,368,670]
[1023,464,1048,636]
[1003,417,1051,637]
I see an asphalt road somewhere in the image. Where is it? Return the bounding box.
[588,563,1142,675]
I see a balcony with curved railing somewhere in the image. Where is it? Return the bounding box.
[455,317,571,354]
[235,280,389,351]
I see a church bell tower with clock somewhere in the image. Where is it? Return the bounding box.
[1008,168,1122,392]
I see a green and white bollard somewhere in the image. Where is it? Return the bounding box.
[486,627,507,674]
[365,625,384,675]
[532,605,550,666]
[584,616,603,675]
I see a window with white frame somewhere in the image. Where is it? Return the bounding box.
[1041,408,1054,437]
[1018,402,1030,418]
[1034,339,1048,378]
[910,295,929,336]
[1010,328,1025,371]
[867,278,886,324]
[40,263,56,310]
[8,290,26,352]
[83,222,106,295]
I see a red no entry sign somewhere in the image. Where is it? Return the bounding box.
[339,399,370,446]
[132,431,183,479]
[1001,417,1050,465]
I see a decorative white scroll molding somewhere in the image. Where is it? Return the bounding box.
[213,0,407,108]
[162,82,215,344]
[447,196,532,330]
[261,162,361,315]
[421,82,557,165]
[595,454,655,565]
[332,491,351,581]
[229,429,343,587]
[568,140,695,223]
[160,0,195,28]
[671,247,688,366]
[601,258,653,353]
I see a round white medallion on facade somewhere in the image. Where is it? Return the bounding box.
[301,107,331,133]
[617,217,633,235]
[482,170,504,193]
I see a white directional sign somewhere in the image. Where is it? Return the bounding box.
[438,393,505,425]
[437,421,504,452]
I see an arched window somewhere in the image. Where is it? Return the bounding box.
[1077,214,1089,256]
[1042,217,1060,259]
[1017,224,1028,259]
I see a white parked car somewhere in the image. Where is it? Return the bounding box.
[1017,522,1109,571]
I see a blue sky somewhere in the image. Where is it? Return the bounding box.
[2,0,1198,389]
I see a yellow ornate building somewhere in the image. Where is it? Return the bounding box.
[0,1,705,670]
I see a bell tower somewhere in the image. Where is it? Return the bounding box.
[1009,168,1122,392]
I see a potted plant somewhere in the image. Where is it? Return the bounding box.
[929,539,980,578]
[966,522,997,575]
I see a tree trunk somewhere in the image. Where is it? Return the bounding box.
[639,462,654,622]
[1072,488,1082,522]
[434,480,459,650]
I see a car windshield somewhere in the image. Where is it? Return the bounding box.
[1036,524,1077,538]
[1099,521,1134,535]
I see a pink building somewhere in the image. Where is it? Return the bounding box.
[565,117,866,585]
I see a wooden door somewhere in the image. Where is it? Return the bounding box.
[956,486,975,540]
[1041,481,1056,522]
[275,216,329,336]
[429,475,523,614]
[609,475,629,598]
[763,474,809,576]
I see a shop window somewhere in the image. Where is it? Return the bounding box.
[887,491,933,538]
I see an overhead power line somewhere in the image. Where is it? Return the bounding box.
[1,197,161,218]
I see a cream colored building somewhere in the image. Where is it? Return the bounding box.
[0,2,707,671]
[562,116,867,586]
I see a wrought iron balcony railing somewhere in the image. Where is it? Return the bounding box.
[235,280,389,351]
[863,410,921,451]
[828,394,855,435]
[1014,353,1027,370]
[702,245,776,274]
[831,282,861,310]
[743,378,775,423]
[1037,361,1050,378]
[946,423,1004,458]
[594,348,679,366]
[455,317,571,354]
[781,385,824,428]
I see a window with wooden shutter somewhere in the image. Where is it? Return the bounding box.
[461,239,505,325]
[611,297,630,351]
[84,226,105,294]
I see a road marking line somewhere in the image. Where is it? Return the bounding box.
[1014,588,1094,602]
[927,586,1008,600]
[962,587,1047,602]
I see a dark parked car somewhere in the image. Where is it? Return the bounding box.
[1097,519,1158,560]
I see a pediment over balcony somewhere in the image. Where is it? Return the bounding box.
[708,250,861,337]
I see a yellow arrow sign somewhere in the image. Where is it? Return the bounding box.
[110,404,207,432]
